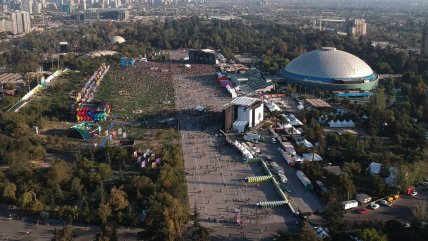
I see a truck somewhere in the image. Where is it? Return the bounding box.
[296,170,313,190]
[243,133,261,142]
[271,162,284,175]
[342,200,359,210]
[280,141,296,155]
[278,148,296,167]
[355,193,372,204]
[245,142,260,154]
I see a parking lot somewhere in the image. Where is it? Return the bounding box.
[172,60,299,240]
[345,186,428,224]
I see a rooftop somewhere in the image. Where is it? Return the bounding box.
[0,73,25,85]
[283,47,375,80]
[231,96,260,107]
[306,98,332,108]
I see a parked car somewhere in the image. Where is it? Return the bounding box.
[278,174,288,184]
[314,227,329,239]
[358,208,369,214]
[370,203,380,210]
[380,200,392,207]
[281,184,292,193]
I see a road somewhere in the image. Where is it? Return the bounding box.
[0,204,140,240]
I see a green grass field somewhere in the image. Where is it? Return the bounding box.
[96,65,175,119]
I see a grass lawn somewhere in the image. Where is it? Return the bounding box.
[96,65,175,119]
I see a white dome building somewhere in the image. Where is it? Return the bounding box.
[111,35,125,44]
[280,47,378,90]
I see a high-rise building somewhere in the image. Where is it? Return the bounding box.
[346,18,367,38]
[11,11,31,34]
[80,0,86,10]
[32,2,42,14]
[422,21,428,58]
[22,0,33,14]
[0,20,5,32]
[68,0,74,13]
[0,3,8,13]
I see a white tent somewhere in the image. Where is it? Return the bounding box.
[328,119,355,128]
[367,162,382,175]
[264,100,281,112]
[296,139,313,148]
[302,153,323,162]
[226,85,237,98]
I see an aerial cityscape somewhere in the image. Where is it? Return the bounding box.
[0,0,427,240]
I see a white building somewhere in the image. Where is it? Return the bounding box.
[22,0,34,14]
[230,97,264,133]
[0,11,31,34]
[7,11,31,35]
[32,3,42,14]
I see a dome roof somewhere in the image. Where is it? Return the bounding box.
[284,47,374,80]
[111,35,125,44]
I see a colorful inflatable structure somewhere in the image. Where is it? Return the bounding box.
[68,121,100,140]
[76,102,110,122]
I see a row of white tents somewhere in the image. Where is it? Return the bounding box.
[328,119,355,128]
[232,140,253,160]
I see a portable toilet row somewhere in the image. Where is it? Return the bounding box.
[256,200,288,209]
[245,175,272,183]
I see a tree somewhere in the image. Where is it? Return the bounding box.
[31,200,44,213]
[379,164,391,178]
[324,188,344,233]
[48,160,72,188]
[189,203,211,241]
[359,228,388,241]
[70,177,83,198]
[98,202,112,224]
[371,88,386,111]
[370,175,387,197]
[108,187,129,212]
[138,192,186,241]
[2,181,17,201]
[59,206,79,224]
[299,224,320,241]
[342,161,361,177]
[339,174,356,200]
[99,163,112,181]
[97,223,118,241]
[19,192,34,208]
[131,176,155,203]
[53,225,73,241]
